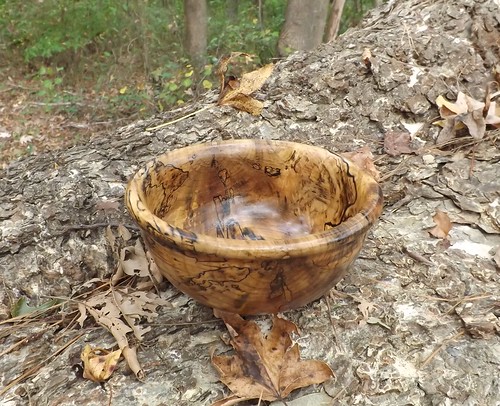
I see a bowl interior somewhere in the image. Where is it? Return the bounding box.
[138,141,375,241]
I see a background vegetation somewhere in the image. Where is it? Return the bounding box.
[0,0,380,161]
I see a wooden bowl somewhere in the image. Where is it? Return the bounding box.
[125,139,383,315]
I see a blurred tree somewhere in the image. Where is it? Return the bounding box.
[184,0,208,68]
[277,0,330,56]
[325,0,346,42]
[226,0,240,23]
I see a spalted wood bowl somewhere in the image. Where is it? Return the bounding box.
[125,139,383,315]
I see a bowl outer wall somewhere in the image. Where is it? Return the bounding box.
[125,139,383,261]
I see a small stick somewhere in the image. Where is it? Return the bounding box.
[146,105,213,131]
[325,294,346,354]
[402,246,434,266]
[420,330,464,369]
[0,333,84,396]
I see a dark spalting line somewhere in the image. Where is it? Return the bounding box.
[145,222,164,241]
[218,168,229,186]
[215,223,224,238]
[269,268,293,302]
[264,166,281,177]
[158,164,190,218]
[227,219,238,239]
[325,159,358,229]
[210,155,218,168]
[284,149,297,164]
[189,267,252,292]
[213,196,225,238]
[242,227,265,240]
[176,227,198,244]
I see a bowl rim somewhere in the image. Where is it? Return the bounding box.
[125,139,383,260]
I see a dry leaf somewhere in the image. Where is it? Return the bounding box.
[341,147,380,180]
[435,91,500,142]
[118,239,150,277]
[118,224,132,241]
[356,297,376,320]
[217,58,274,115]
[77,302,87,327]
[216,52,254,89]
[362,48,372,68]
[429,210,452,239]
[81,345,122,382]
[95,199,120,211]
[401,121,424,136]
[77,236,172,381]
[105,226,116,249]
[123,346,144,381]
[384,131,415,156]
[211,311,333,403]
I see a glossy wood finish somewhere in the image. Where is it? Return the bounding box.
[126,139,383,314]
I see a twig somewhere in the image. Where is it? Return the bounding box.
[325,294,346,354]
[0,331,46,357]
[48,222,140,239]
[420,330,465,369]
[401,246,434,266]
[0,333,84,396]
[146,104,213,131]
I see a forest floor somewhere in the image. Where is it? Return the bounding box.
[0,64,152,166]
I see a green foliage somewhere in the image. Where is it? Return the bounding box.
[1,0,127,61]
[0,0,381,116]
[208,0,285,64]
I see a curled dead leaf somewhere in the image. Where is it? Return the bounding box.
[384,131,414,156]
[211,310,333,403]
[81,345,122,383]
[429,209,452,239]
[217,54,274,115]
[435,91,500,142]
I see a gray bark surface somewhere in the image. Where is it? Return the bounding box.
[1,0,499,405]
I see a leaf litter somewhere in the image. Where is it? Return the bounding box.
[211,310,333,405]
[77,227,172,381]
[434,88,500,143]
[217,52,274,116]
[1,224,173,389]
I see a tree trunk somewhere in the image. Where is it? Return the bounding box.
[277,0,330,56]
[324,0,346,42]
[184,0,207,69]
[226,0,239,23]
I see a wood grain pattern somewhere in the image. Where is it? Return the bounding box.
[126,139,383,314]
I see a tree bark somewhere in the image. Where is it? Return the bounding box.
[184,0,208,69]
[324,0,346,42]
[1,1,499,405]
[277,0,330,56]
[226,0,239,23]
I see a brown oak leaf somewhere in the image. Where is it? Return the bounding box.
[384,131,415,156]
[429,209,452,239]
[211,311,333,404]
[217,54,274,115]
